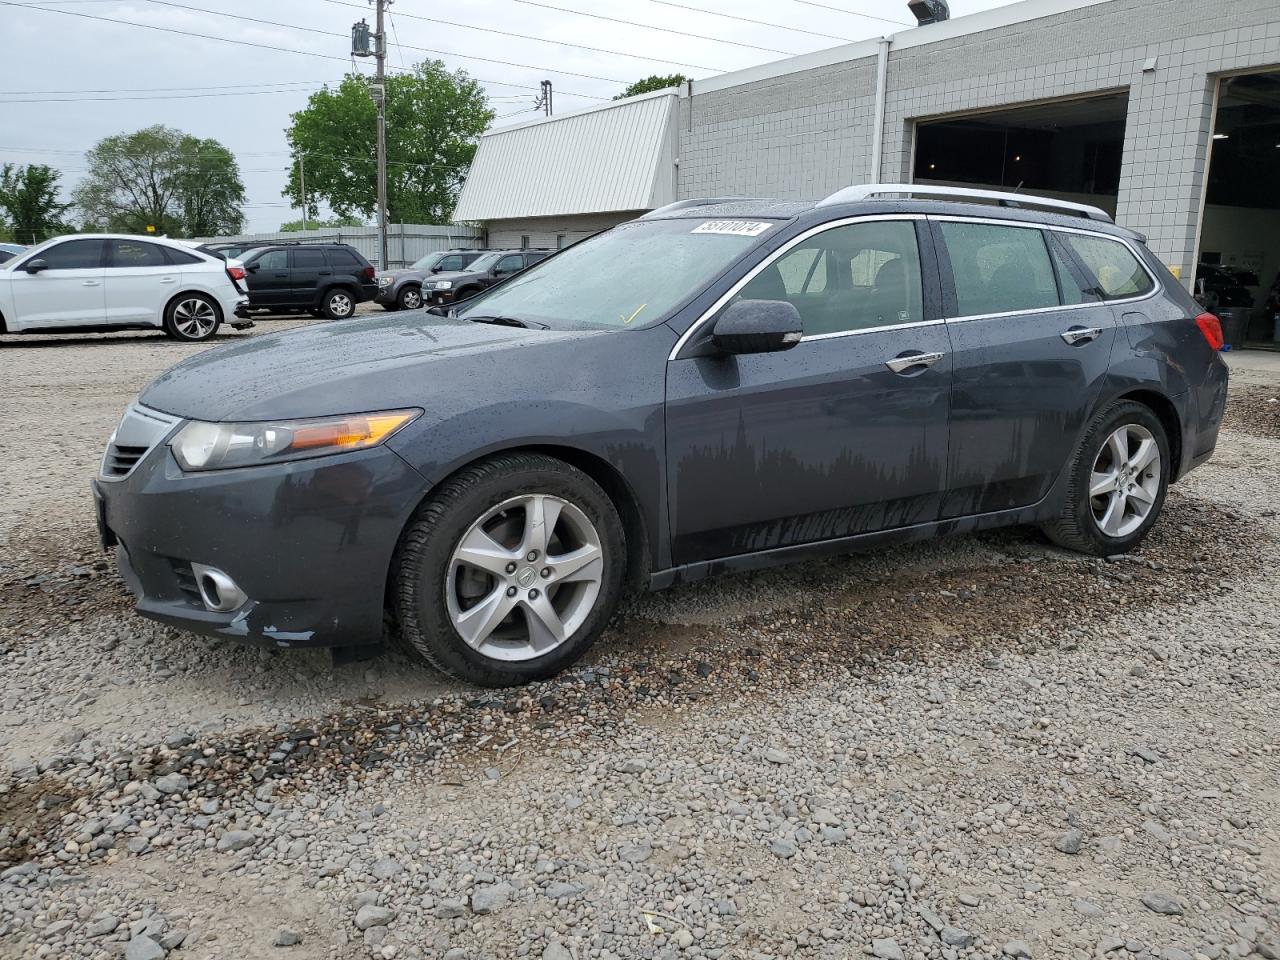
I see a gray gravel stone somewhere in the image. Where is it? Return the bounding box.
[273,927,301,947]
[872,938,904,960]
[471,882,513,915]
[354,905,396,930]
[124,936,166,960]
[1139,891,1184,915]
[1054,828,1083,854]
[216,830,255,853]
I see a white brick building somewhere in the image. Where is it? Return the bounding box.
[457,0,1280,344]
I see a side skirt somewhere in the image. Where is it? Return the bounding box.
[648,500,1054,591]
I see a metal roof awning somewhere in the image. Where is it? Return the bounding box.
[454,89,679,222]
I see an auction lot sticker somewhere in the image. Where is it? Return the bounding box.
[691,220,774,237]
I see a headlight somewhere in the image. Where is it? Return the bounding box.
[170,409,420,472]
[377,276,393,286]
[433,280,452,290]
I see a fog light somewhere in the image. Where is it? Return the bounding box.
[190,563,248,613]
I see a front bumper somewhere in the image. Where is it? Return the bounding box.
[426,289,458,305]
[93,439,426,649]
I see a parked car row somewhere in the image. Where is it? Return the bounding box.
[375,248,551,311]
[0,233,556,339]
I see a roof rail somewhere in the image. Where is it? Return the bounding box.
[640,197,772,219]
[817,183,1114,222]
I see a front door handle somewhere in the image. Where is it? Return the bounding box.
[885,350,944,374]
[1061,326,1103,345]
[82,280,101,287]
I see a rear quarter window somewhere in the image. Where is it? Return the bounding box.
[1061,234,1155,299]
[326,248,363,267]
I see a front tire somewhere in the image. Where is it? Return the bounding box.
[393,454,625,686]
[396,285,423,311]
[321,288,356,320]
[164,294,221,342]
[1043,400,1170,556]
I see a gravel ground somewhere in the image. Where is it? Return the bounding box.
[0,324,1276,960]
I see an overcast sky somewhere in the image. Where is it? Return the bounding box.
[3,0,1017,233]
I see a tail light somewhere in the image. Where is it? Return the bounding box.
[1194,312,1224,351]
[226,264,246,283]
[363,265,376,281]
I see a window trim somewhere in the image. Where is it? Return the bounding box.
[668,214,929,361]
[927,215,1161,323]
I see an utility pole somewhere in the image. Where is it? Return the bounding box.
[374,0,389,270]
[351,3,389,266]
[298,154,308,231]
[538,79,554,116]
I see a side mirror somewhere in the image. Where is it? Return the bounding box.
[245,262,260,274]
[24,259,48,274]
[711,299,803,355]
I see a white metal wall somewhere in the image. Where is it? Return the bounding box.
[485,212,639,251]
[192,223,485,269]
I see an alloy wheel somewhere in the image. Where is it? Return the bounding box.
[329,293,354,317]
[401,289,422,309]
[445,494,604,662]
[1089,423,1161,538]
[173,298,217,339]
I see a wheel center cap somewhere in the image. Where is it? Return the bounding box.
[515,566,538,588]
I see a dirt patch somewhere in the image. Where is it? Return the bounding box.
[0,777,84,870]
[1222,384,1280,439]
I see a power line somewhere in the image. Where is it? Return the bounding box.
[789,0,912,27]
[4,79,334,95]
[3,2,609,99]
[641,0,855,42]
[119,0,630,86]
[1,87,334,104]
[316,0,726,72]
[500,0,802,56]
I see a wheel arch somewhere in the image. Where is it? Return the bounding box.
[388,443,651,608]
[316,281,360,306]
[164,289,223,326]
[1115,388,1183,479]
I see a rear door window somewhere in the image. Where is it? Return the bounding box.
[291,247,327,268]
[1061,233,1154,299]
[108,239,166,268]
[437,254,465,271]
[939,221,1060,316]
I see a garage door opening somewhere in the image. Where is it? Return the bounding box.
[912,92,1128,217]
[1195,71,1280,350]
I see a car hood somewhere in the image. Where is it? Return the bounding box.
[381,268,421,280]
[429,269,481,282]
[140,313,602,422]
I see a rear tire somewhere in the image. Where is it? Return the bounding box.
[393,453,625,687]
[1043,400,1170,556]
[163,294,221,342]
[321,288,356,320]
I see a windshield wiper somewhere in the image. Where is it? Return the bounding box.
[464,315,547,329]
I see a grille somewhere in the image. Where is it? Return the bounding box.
[98,403,181,481]
[102,444,149,477]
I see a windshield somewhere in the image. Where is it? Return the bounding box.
[456,218,777,330]
[410,252,444,272]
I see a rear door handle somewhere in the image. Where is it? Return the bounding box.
[160,277,177,284]
[318,270,331,276]
[1061,326,1103,345]
[885,350,944,374]
[82,280,101,287]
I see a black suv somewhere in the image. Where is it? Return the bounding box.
[425,249,552,306]
[241,243,378,319]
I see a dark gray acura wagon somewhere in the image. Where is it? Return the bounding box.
[94,186,1228,686]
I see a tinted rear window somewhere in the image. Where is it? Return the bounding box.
[292,248,327,267]
[163,246,204,266]
[326,248,363,266]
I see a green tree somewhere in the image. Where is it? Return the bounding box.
[73,125,245,237]
[278,214,365,232]
[0,164,71,244]
[614,74,689,100]
[284,61,492,224]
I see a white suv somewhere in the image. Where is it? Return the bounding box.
[0,234,252,342]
